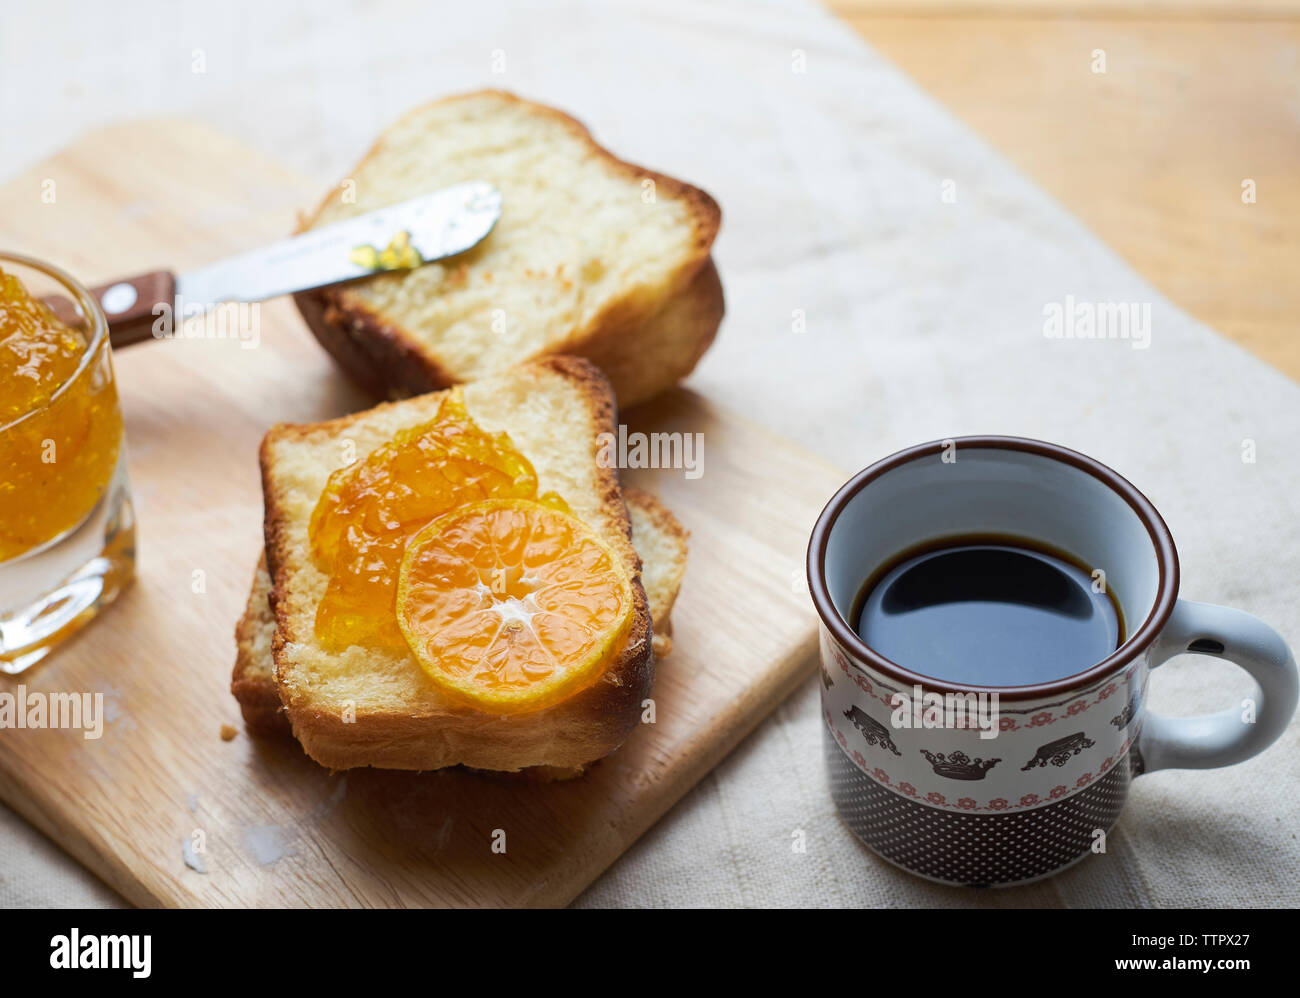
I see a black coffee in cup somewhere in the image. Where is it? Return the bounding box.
[852,535,1124,687]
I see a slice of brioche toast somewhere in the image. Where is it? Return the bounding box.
[233,487,689,736]
[623,489,688,657]
[294,90,723,407]
[259,357,666,772]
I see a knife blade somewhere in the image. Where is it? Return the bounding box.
[84,181,503,347]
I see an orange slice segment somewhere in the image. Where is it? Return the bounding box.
[396,499,635,714]
[307,388,567,650]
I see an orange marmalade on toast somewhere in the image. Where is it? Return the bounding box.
[0,268,123,561]
[309,389,569,650]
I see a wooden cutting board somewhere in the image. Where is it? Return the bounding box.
[0,121,843,907]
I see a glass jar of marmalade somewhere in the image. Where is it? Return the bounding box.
[0,253,135,673]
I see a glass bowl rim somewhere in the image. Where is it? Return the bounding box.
[0,251,109,435]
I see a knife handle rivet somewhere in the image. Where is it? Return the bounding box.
[101,282,139,315]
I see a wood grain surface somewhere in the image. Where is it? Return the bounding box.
[829,1,1300,382]
[0,120,842,907]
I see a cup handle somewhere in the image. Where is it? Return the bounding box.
[1137,599,1298,773]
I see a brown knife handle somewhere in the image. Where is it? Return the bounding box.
[87,270,177,349]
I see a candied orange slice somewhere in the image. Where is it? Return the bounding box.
[308,389,567,650]
[396,499,634,713]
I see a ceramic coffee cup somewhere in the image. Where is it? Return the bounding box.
[807,436,1298,887]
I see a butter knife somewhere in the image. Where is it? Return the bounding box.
[86,181,502,347]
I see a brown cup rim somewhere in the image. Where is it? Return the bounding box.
[806,435,1180,702]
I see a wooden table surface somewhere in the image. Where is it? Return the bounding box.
[827,0,1300,382]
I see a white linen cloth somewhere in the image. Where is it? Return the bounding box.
[1,0,1296,908]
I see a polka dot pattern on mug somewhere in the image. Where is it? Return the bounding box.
[825,728,1132,886]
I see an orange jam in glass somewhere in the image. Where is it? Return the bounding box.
[0,268,123,561]
[309,389,567,650]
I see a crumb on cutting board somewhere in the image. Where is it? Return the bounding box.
[220,724,237,741]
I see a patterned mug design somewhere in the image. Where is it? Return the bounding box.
[1020,733,1096,771]
[920,750,1000,781]
[844,705,901,756]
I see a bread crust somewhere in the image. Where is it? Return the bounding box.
[260,357,654,772]
[577,259,723,409]
[291,287,451,399]
[296,258,724,407]
[231,554,287,732]
[622,487,690,628]
[293,90,723,407]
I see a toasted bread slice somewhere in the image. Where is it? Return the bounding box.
[260,357,660,772]
[622,488,688,658]
[232,488,689,735]
[231,555,282,734]
[294,90,723,407]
